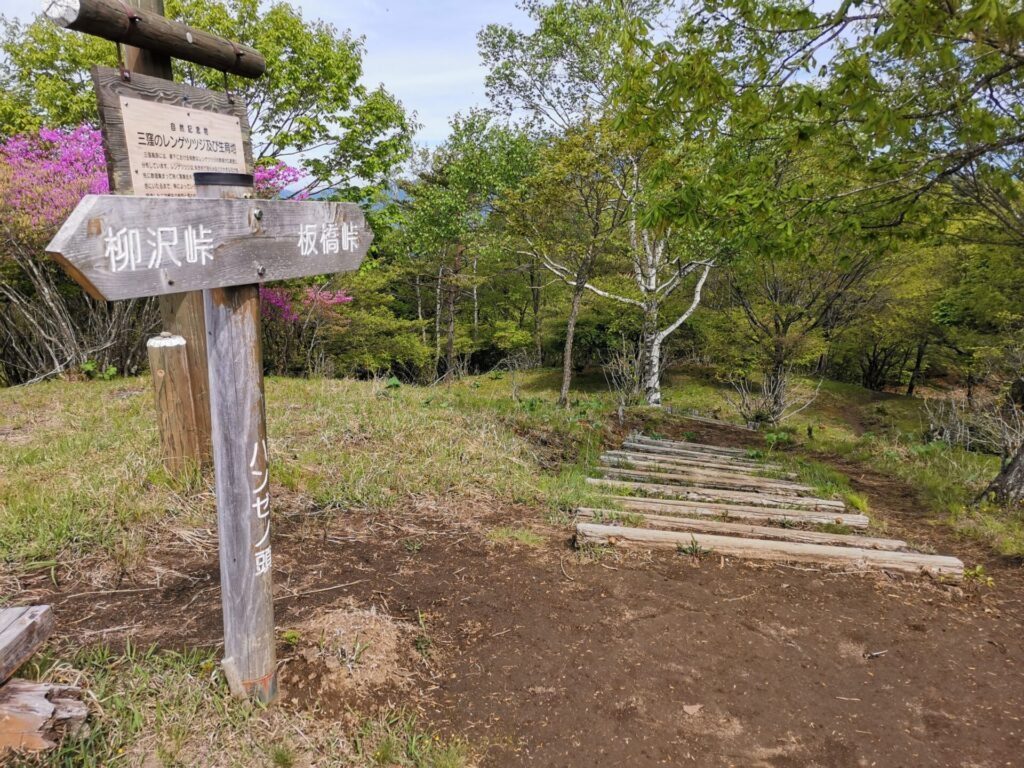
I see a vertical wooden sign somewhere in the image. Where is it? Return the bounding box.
[196,173,276,703]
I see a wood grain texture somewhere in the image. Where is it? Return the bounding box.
[609,495,870,528]
[597,467,813,496]
[598,462,811,494]
[121,0,172,79]
[91,66,253,196]
[587,477,847,511]
[575,523,964,580]
[0,678,87,753]
[147,334,201,473]
[620,442,762,465]
[47,195,372,301]
[47,0,265,77]
[627,435,754,457]
[576,509,905,550]
[602,450,793,477]
[0,606,54,684]
[204,282,276,703]
[158,294,211,462]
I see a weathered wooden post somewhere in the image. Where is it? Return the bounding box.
[147,332,201,475]
[193,172,275,701]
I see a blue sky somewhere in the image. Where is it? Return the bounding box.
[4,0,530,145]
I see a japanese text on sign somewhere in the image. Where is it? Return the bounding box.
[120,96,247,197]
[104,225,214,272]
[250,439,272,577]
[297,222,360,256]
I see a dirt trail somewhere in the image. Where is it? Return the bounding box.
[11,422,1024,767]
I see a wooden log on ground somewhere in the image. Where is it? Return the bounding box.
[610,495,870,528]
[596,468,816,497]
[621,441,762,465]
[147,333,201,476]
[587,477,846,511]
[575,523,964,580]
[603,450,794,478]
[628,435,753,457]
[0,607,54,685]
[600,460,806,491]
[0,679,87,753]
[679,414,757,431]
[44,0,267,78]
[576,508,903,550]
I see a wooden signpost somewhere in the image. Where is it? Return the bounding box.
[46,175,372,702]
[45,0,269,471]
[43,0,371,705]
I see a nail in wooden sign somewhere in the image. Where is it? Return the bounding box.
[46,195,373,301]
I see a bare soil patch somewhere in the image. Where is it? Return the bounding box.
[8,428,1024,767]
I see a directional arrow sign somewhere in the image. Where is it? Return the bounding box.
[46,195,373,301]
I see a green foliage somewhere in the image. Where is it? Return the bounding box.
[0,0,413,195]
[80,360,118,381]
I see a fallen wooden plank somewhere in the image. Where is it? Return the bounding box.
[577,508,902,550]
[609,495,869,528]
[575,523,964,580]
[622,441,763,465]
[0,678,87,753]
[600,460,806,491]
[604,450,794,478]
[629,435,754,457]
[588,477,846,511]
[597,467,814,497]
[0,607,54,684]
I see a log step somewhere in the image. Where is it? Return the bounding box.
[597,465,813,495]
[575,523,964,580]
[588,477,846,512]
[603,450,795,478]
[629,435,753,457]
[577,508,903,550]
[0,607,53,685]
[621,441,765,466]
[610,495,869,528]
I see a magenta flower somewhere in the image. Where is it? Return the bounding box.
[253,161,305,199]
[259,286,299,323]
[303,287,353,306]
[0,125,108,230]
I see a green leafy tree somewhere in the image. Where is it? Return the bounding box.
[0,0,414,197]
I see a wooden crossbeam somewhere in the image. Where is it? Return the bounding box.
[45,0,266,78]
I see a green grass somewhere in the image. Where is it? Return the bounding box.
[8,643,468,768]
[486,526,546,547]
[0,375,615,568]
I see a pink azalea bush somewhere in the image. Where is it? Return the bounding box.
[254,161,309,200]
[0,125,108,230]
